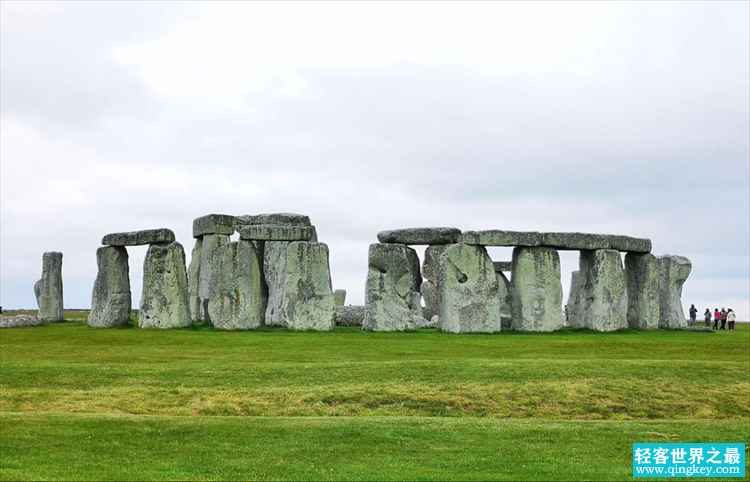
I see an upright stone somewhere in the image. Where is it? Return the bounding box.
[363,243,422,331]
[567,270,584,329]
[657,255,692,329]
[88,246,131,327]
[438,244,502,333]
[139,242,191,329]
[196,234,230,323]
[420,280,438,321]
[624,253,660,329]
[576,249,628,331]
[34,252,64,322]
[208,240,265,330]
[496,270,511,320]
[510,247,564,332]
[421,245,448,320]
[187,237,203,322]
[264,241,336,330]
[333,289,347,307]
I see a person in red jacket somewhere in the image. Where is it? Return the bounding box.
[713,309,721,329]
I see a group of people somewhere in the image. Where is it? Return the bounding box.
[689,304,737,330]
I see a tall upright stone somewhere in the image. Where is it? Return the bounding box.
[34,252,64,322]
[567,270,584,328]
[264,241,336,330]
[496,270,511,321]
[88,247,131,327]
[510,247,564,332]
[657,255,692,329]
[438,244,502,333]
[575,249,628,332]
[208,240,265,330]
[624,252,660,330]
[421,245,447,320]
[187,237,203,322]
[196,234,230,324]
[139,242,191,329]
[333,289,347,307]
[363,243,422,331]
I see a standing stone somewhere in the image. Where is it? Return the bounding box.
[196,234,230,323]
[187,237,203,322]
[438,244,502,333]
[496,270,511,320]
[363,243,422,331]
[421,245,447,321]
[334,289,347,307]
[575,249,628,332]
[34,252,64,322]
[420,280,438,320]
[510,247,564,332]
[139,242,191,329]
[567,270,584,329]
[208,240,265,330]
[624,253,660,330]
[88,246,131,327]
[264,241,336,330]
[657,255,692,329]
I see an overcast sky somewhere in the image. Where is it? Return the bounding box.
[2,1,748,320]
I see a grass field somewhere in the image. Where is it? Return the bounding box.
[1,314,748,480]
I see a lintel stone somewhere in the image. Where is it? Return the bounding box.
[541,232,609,251]
[237,224,314,241]
[102,228,175,246]
[461,230,542,247]
[235,213,311,226]
[377,227,461,245]
[193,214,236,238]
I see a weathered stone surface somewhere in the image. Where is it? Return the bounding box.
[310,226,319,243]
[34,252,64,322]
[657,255,692,329]
[195,234,230,323]
[496,270,511,319]
[139,242,191,329]
[235,213,311,226]
[566,270,584,329]
[420,280,438,321]
[493,261,512,272]
[422,245,448,281]
[363,243,422,331]
[88,246,131,327]
[461,230,542,247]
[187,238,203,322]
[264,241,336,330]
[607,235,652,254]
[333,289,347,307]
[0,315,46,329]
[193,214,236,238]
[334,305,365,326]
[207,240,265,330]
[541,232,609,251]
[102,228,175,246]
[624,253,660,329]
[509,247,564,332]
[413,315,436,328]
[574,249,628,332]
[237,225,314,241]
[377,228,461,245]
[438,244,502,333]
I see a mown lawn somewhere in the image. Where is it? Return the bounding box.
[0,318,748,480]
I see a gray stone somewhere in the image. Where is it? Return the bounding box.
[438,244,502,333]
[420,280,438,321]
[207,240,265,330]
[363,243,422,331]
[377,227,461,245]
[0,315,46,329]
[575,249,628,332]
[102,228,175,246]
[422,245,448,281]
[493,261,512,272]
[541,232,609,251]
[196,234,230,323]
[607,235,652,254]
[413,314,436,328]
[461,230,542,247]
[333,289,347,307]
[139,242,191,329]
[334,305,365,326]
[187,237,203,322]
[624,253,660,330]
[264,241,336,331]
[237,225,314,241]
[235,213,311,226]
[496,270,511,319]
[193,214,236,238]
[34,252,63,322]
[509,247,564,332]
[566,270,584,329]
[88,246,132,327]
[657,255,692,329]
[309,226,319,243]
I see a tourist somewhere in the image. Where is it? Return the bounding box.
[713,308,720,329]
[689,304,697,326]
[704,308,711,327]
[720,307,727,330]
[727,309,736,331]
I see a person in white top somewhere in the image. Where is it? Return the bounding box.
[726,309,736,331]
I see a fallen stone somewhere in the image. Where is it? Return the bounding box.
[413,314,436,328]
[624,253,660,330]
[264,241,336,331]
[363,243,422,331]
[102,228,175,246]
[196,234,230,323]
[235,213,311,226]
[438,244,502,333]
[575,249,628,331]
[0,315,46,329]
[461,230,542,247]
[685,326,714,333]
[192,214,236,238]
[139,242,191,329]
[34,252,64,322]
[237,225,314,241]
[509,247,564,332]
[334,305,365,326]
[607,235,652,254]
[493,261,512,272]
[187,237,203,322]
[88,246,131,327]
[566,270,584,329]
[207,240,265,330]
[377,228,461,245]
[657,255,692,329]
[333,289,347,307]
[541,232,609,251]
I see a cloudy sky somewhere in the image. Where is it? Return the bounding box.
[2,1,748,320]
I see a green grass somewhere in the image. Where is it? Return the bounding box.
[1,318,748,480]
